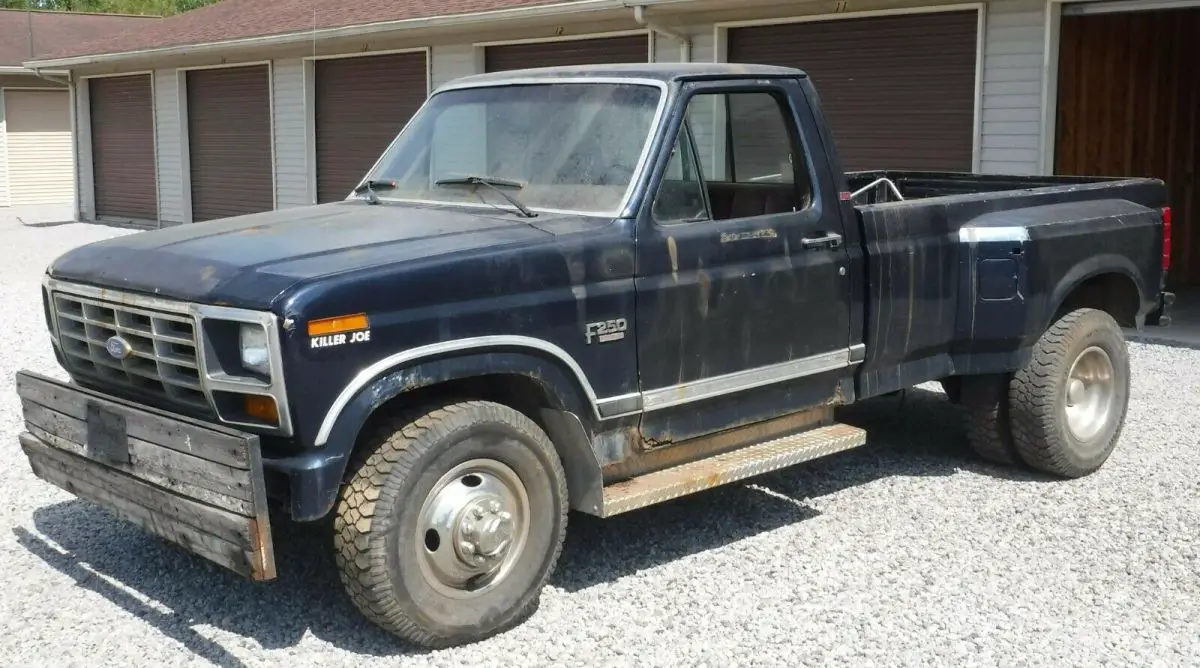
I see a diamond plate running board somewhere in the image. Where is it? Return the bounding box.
[599,423,867,517]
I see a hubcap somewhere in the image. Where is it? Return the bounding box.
[1064,346,1117,442]
[415,458,529,598]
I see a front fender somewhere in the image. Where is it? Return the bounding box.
[266,349,603,521]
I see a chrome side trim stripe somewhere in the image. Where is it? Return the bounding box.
[317,338,868,445]
[849,342,867,363]
[595,392,643,419]
[636,345,864,413]
[314,335,604,446]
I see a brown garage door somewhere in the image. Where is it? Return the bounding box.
[89,75,156,221]
[315,52,428,204]
[729,12,979,172]
[186,65,272,222]
[484,34,648,72]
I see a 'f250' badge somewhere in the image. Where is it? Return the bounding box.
[585,318,627,344]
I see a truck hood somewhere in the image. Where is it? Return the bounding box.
[48,201,578,310]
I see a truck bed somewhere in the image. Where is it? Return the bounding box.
[843,170,1167,400]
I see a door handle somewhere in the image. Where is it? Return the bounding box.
[801,232,843,250]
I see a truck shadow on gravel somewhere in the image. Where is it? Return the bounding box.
[13,515,416,663]
[550,387,1058,592]
[12,388,1055,660]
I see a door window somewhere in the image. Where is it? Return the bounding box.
[652,89,816,222]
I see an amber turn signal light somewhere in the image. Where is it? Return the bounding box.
[244,394,279,424]
[307,313,368,336]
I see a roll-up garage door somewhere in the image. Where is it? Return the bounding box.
[186,65,272,221]
[484,34,648,72]
[4,89,73,206]
[729,11,979,171]
[315,52,428,204]
[90,74,156,221]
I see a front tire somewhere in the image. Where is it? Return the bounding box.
[333,400,569,648]
[1008,308,1130,478]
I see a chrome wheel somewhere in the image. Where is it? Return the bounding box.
[415,458,530,599]
[1064,345,1116,442]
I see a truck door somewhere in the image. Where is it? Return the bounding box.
[633,78,855,445]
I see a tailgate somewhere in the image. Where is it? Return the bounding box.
[15,370,276,581]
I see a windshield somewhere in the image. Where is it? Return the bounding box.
[362,82,663,216]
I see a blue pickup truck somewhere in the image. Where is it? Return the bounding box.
[16,63,1173,648]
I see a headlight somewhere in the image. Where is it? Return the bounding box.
[239,324,270,376]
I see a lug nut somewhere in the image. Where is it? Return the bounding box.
[458,539,476,555]
[488,500,501,513]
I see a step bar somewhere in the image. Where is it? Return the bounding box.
[599,422,867,517]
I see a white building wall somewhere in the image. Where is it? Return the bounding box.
[272,58,309,208]
[979,0,1048,174]
[650,1,1054,176]
[154,68,185,224]
[0,90,9,207]
[431,43,479,90]
[0,74,70,208]
[73,78,92,219]
[72,0,1064,225]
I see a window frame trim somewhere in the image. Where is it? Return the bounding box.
[649,115,714,225]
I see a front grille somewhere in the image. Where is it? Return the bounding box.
[51,292,209,411]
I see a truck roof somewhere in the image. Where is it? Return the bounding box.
[441,62,808,89]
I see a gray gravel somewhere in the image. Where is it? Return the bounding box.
[2,213,1198,667]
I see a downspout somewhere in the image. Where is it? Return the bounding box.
[66,70,81,223]
[632,5,691,62]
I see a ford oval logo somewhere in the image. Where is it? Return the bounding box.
[105,336,133,360]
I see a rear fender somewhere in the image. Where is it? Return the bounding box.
[1042,257,1149,334]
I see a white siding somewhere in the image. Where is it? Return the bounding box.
[979,0,1047,174]
[68,1,1062,222]
[654,27,719,174]
[429,45,482,179]
[154,68,184,224]
[0,90,9,207]
[273,58,309,208]
[4,89,74,205]
[0,75,65,207]
[431,43,478,90]
[651,24,714,63]
[75,78,94,220]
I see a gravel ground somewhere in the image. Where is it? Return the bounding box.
[1,215,1198,667]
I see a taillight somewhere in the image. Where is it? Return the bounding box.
[1162,206,1172,273]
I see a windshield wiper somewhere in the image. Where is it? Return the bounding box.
[435,175,537,218]
[352,179,396,205]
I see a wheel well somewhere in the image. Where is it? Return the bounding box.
[350,373,599,508]
[1053,273,1140,328]
[359,373,568,437]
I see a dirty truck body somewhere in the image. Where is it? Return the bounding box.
[16,64,1173,647]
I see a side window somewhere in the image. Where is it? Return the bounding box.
[682,90,816,221]
[728,93,796,185]
[650,120,710,224]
